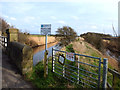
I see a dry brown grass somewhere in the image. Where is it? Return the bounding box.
[105,37,120,58]
[104,55,119,72]
[18,32,38,47]
[62,37,120,71]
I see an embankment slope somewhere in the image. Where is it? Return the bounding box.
[61,37,119,71]
[28,35,57,47]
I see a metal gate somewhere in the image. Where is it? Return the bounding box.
[52,48,108,88]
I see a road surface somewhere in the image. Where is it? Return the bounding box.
[1,49,33,88]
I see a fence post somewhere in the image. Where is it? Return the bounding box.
[3,37,5,47]
[63,65,65,77]
[113,74,117,88]
[63,53,66,77]
[2,37,4,47]
[118,56,120,72]
[102,58,108,88]
[5,37,7,47]
[0,36,2,47]
[52,48,55,72]
[44,50,48,78]
[77,56,80,84]
[98,58,101,88]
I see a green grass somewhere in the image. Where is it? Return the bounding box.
[86,44,91,49]
[85,42,101,58]
[66,43,120,88]
[26,57,120,88]
[26,59,81,88]
[66,44,74,53]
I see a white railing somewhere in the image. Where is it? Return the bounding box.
[0,36,7,48]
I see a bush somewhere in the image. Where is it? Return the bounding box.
[80,32,110,52]
[18,32,37,47]
[105,37,120,58]
[56,26,77,46]
[66,44,74,53]
[18,32,28,44]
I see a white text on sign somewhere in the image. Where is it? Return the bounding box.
[41,24,51,35]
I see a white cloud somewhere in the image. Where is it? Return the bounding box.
[58,20,66,24]
[28,16,35,20]
[71,16,79,20]
[0,0,118,3]
[0,0,118,35]
[91,25,97,29]
[10,17,16,20]
[106,18,117,22]
[24,16,35,23]
[32,25,35,28]
[34,23,39,26]
[50,16,57,20]
[8,22,11,26]
[0,0,90,2]
[2,15,9,18]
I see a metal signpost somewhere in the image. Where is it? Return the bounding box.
[41,24,51,35]
[41,24,51,78]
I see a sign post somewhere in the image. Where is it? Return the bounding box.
[45,35,47,51]
[41,24,51,78]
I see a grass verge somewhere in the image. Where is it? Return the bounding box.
[25,58,80,88]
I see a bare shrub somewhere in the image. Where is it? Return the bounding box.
[80,32,108,52]
[0,17,10,36]
[106,37,120,58]
[18,32,28,44]
[18,32,37,47]
[56,26,77,46]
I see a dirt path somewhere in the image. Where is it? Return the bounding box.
[1,49,32,88]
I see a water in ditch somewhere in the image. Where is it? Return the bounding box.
[33,44,61,66]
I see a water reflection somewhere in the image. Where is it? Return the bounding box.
[33,42,58,54]
[33,44,61,66]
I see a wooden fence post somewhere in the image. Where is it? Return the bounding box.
[113,74,118,88]
[102,58,108,88]
[63,65,65,77]
[3,37,5,47]
[44,50,48,78]
[63,53,66,77]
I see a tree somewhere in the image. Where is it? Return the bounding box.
[56,26,77,46]
[0,17,10,36]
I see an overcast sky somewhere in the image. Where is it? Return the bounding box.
[0,0,119,35]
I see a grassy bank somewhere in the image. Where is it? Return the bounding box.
[25,39,120,88]
[25,58,80,88]
[65,42,120,88]
[26,57,120,88]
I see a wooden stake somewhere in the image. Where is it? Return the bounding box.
[44,50,48,78]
